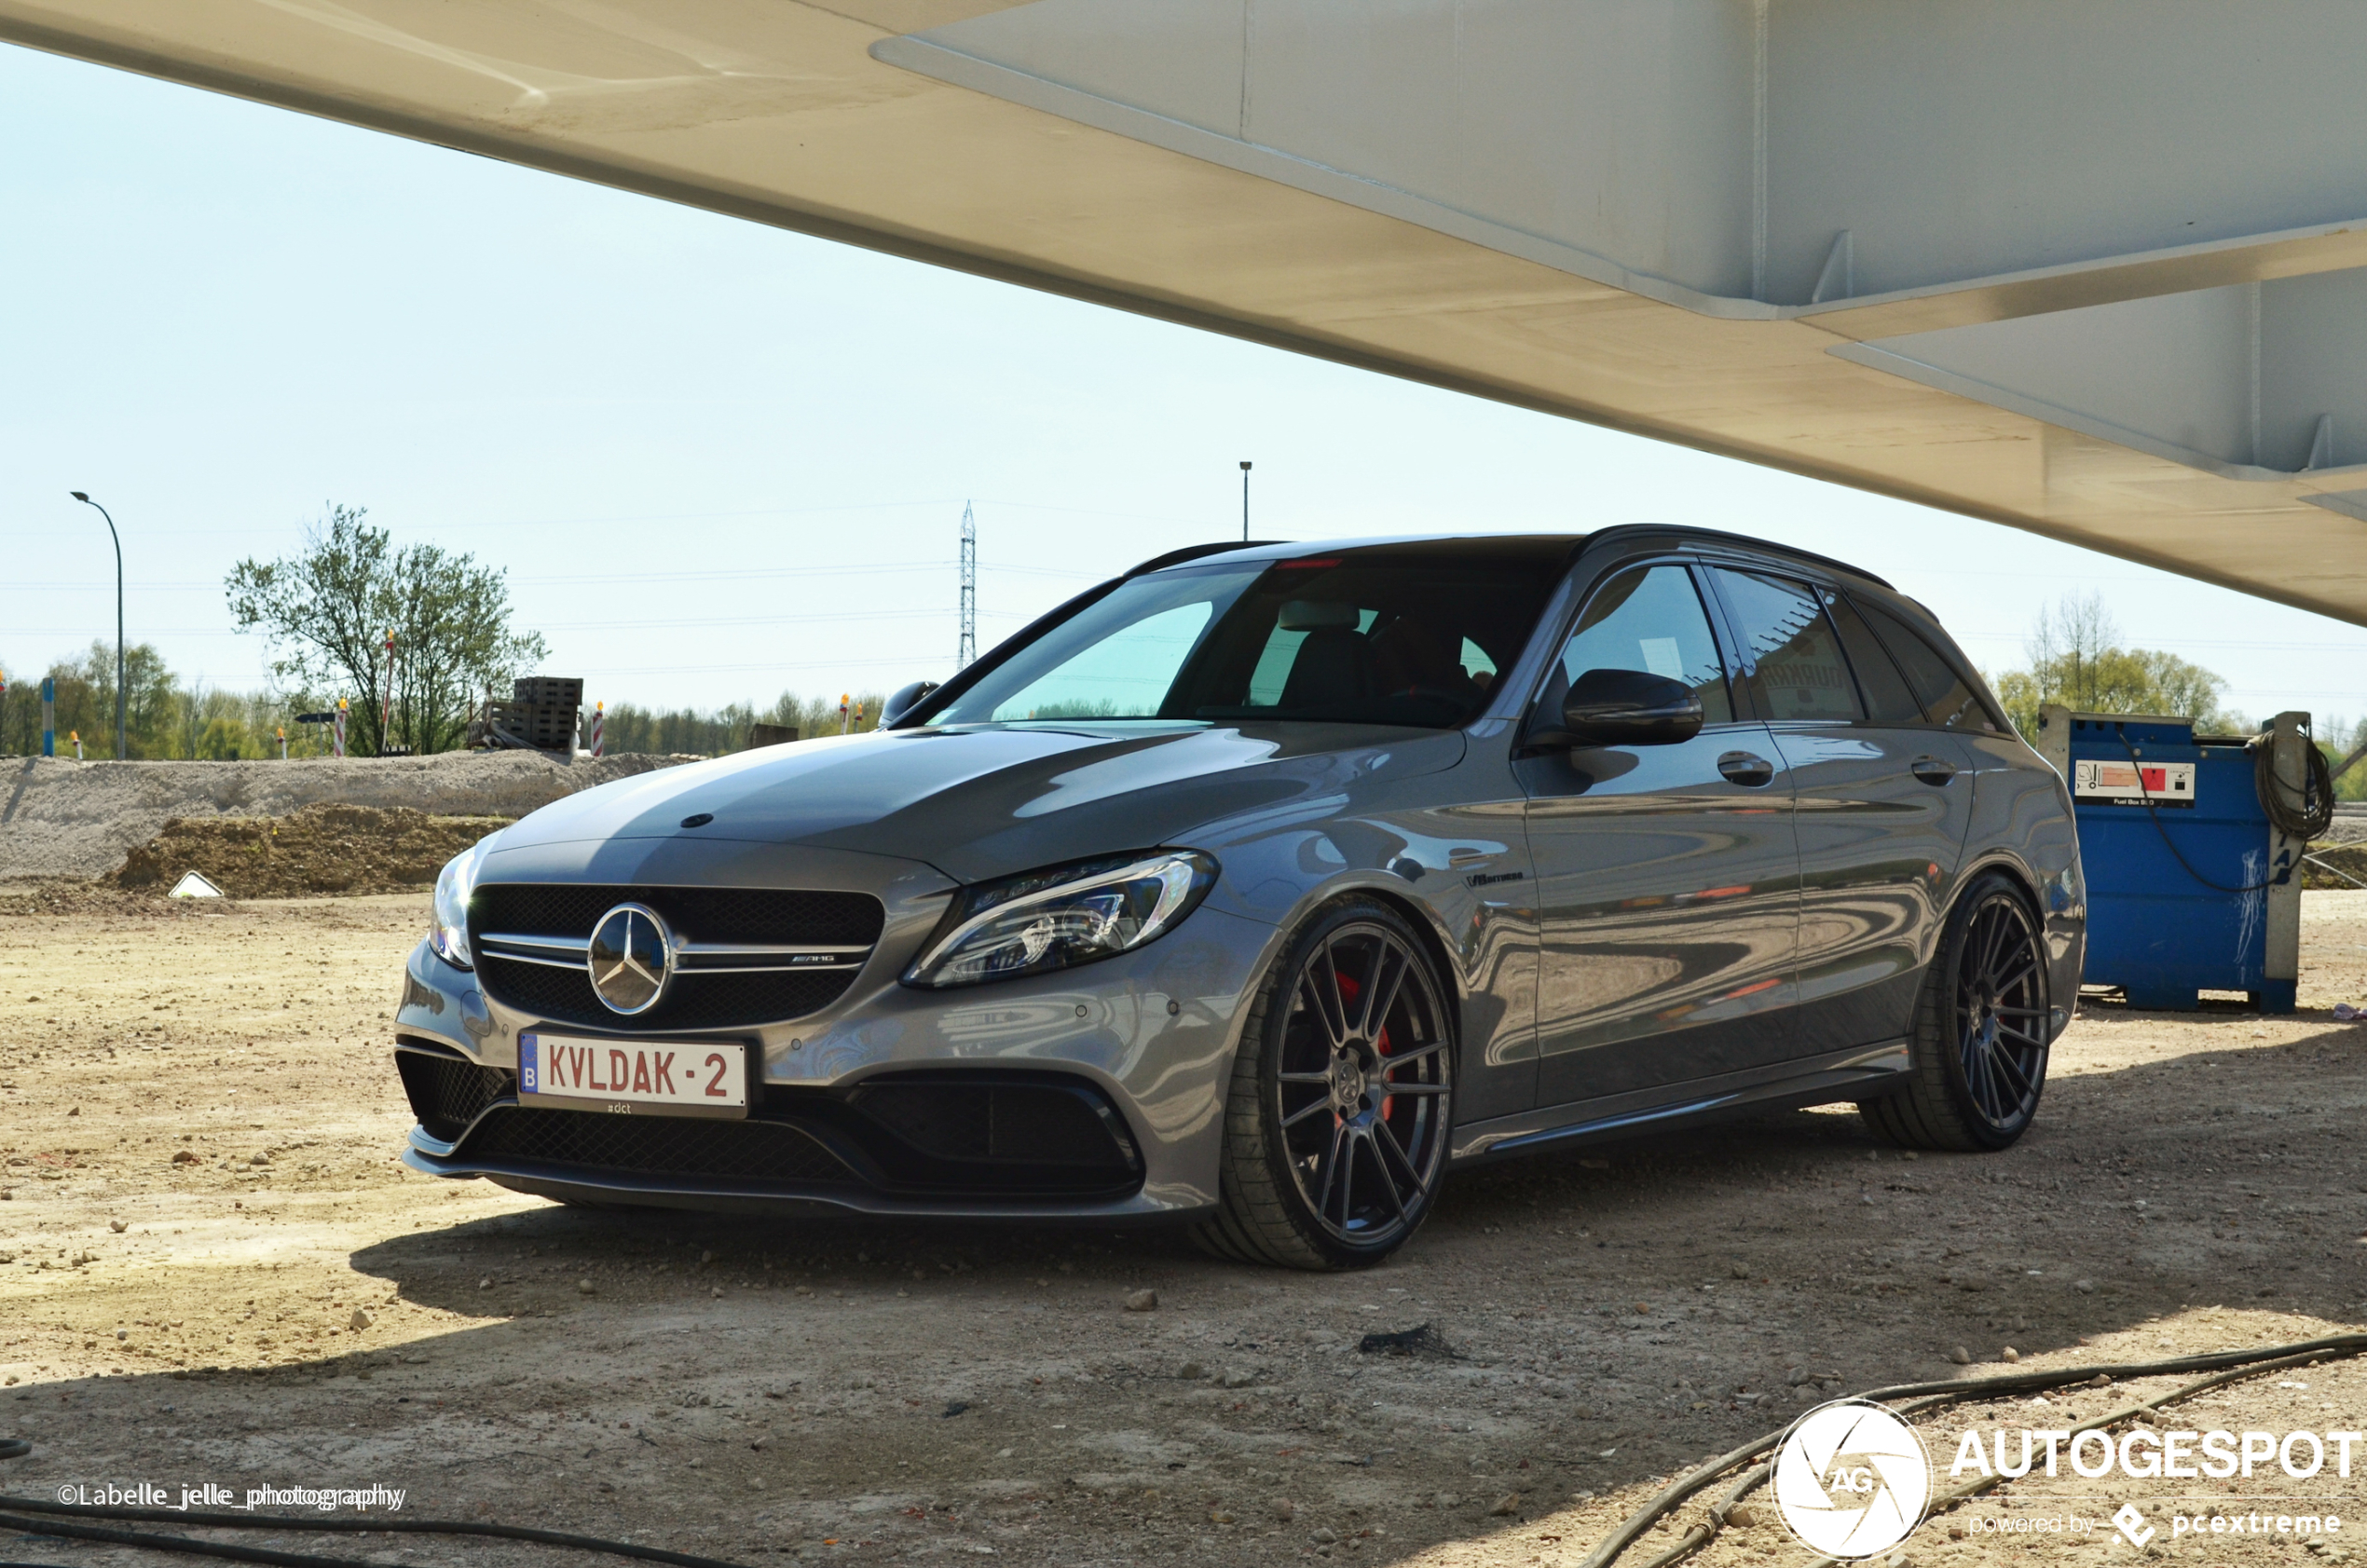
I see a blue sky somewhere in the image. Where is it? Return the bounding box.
[3,40,2363,729]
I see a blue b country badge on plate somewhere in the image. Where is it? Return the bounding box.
[519,1034,540,1093]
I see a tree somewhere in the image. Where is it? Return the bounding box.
[226,505,548,755]
[1990,593,2244,738]
[39,640,182,757]
[597,690,890,756]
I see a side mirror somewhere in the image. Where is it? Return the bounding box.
[1530,668,1703,748]
[882,680,939,728]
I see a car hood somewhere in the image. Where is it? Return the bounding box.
[494,723,1466,884]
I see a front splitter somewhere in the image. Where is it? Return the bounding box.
[401,1146,1211,1223]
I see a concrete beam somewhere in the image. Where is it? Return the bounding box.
[886,0,2367,327]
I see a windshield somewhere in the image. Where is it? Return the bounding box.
[926,550,1562,729]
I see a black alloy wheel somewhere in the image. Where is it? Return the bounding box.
[1861,872,2050,1152]
[1954,893,2049,1129]
[1196,899,1454,1269]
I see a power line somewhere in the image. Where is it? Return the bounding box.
[0,558,1103,591]
[0,607,1035,637]
[25,494,1216,541]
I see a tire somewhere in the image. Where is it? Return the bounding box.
[1859,872,2050,1152]
[1190,898,1455,1270]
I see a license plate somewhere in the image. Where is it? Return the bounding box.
[517,1034,749,1119]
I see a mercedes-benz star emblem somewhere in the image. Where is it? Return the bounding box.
[587,904,672,1016]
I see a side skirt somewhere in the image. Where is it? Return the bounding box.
[1448,1040,1909,1165]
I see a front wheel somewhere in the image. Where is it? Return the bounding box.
[1193,900,1455,1270]
[1860,872,2050,1152]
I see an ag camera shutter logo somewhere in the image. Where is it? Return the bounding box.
[1773,1399,1935,1558]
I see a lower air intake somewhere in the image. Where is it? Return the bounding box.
[396,1046,513,1142]
[458,1107,856,1188]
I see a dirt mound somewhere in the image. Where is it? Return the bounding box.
[2306,840,2367,890]
[107,803,510,898]
[0,749,694,881]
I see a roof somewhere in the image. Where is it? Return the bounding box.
[1134,527,1893,589]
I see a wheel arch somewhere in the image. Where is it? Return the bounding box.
[1953,851,2045,926]
[1267,875,1470,1061]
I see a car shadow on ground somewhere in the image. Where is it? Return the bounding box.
[7,1020,2360,1567]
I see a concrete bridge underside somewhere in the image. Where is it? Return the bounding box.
[7,0,2366,621]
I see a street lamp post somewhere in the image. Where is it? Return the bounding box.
[1239,460,1252,542]
[70,492,126,761]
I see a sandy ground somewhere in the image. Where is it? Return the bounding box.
[0,889,2362,1568]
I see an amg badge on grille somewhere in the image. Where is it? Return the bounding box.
[587,903,673,1016]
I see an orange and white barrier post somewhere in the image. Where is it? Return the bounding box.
[70,729,83,761]
[334,698,348,758]
[277,726,288,760]
[591,701,605,757]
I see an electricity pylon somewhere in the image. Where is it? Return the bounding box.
[958,500,977,669]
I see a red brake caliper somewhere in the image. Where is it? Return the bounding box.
[1336,968,1392,1123]
[1334,969,1361,1127]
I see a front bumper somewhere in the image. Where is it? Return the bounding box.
[392,879,1281,1219]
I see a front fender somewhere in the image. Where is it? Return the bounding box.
[396,938,495,1057]
[1191,803,1539,1124]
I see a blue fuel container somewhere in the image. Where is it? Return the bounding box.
[2045,712,2297,1013]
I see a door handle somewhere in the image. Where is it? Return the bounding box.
[1910,755,1959,785]
[1717,751,1775,787]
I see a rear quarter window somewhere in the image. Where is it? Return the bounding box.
[1823,590,1925,725]
[1857,598,2001,731]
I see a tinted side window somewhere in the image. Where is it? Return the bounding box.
[1713,568,1863,723]
[1552,564,1733,725]
[1860,600,1997,731]
[1823,590,1924,724]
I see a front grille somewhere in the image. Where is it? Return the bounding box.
[476,954,858,1031]
[472,884,883,947]
[469,883,883,1030]
[458,1106,856,1188]
[396,1046,513,1142]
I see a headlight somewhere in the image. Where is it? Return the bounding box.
[904,851,1218,989]
[429,839,489,970]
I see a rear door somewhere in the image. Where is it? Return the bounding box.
[1703,567,1977,1054]
[1520,560,1801,1106]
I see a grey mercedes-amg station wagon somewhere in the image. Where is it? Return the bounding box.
[394,528,2085,1268]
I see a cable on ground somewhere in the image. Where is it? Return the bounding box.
[1573,1329,2367,1568]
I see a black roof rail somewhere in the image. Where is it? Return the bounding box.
[1125,540,1288,576]
[1580,524,1894,590]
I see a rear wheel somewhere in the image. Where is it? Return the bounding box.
[1860,873,2050,1152]
[1193,900,1454,1269]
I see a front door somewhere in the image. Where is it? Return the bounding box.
[1705,569,1977,1053]
[1521,562,1802,1107]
